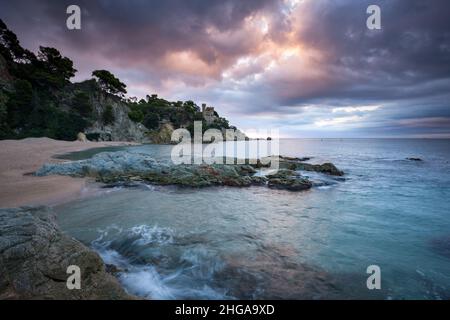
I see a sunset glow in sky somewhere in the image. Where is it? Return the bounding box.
[1,0,450,137]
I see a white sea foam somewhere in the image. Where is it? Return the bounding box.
[130,225,174,246]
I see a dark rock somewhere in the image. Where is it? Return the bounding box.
[267,169,313,191]
[406,157,423,162]
[279,155,312,162]
[105,264,123,275]
[250,176,268,186]
[258,156,344,176]
[0,207,133,300]
[101,181,143,189]
[296,162,344,176]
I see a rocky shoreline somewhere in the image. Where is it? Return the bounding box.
[0,206,133,299]
[1,148,344,299]
[35,151,344,192]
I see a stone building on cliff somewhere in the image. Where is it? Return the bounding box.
[202,103,217,124]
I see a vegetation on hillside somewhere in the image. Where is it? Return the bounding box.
[126,95,235,136]
[0,19,237,141]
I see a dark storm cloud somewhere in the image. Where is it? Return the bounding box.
[0,0,280,81]
[1,0,449,137]
[262,0,450,106]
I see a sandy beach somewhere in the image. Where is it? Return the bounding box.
[0,137,139,208]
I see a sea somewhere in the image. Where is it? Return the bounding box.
[54,139,450,299]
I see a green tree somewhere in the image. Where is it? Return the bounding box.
[7,79,33,127]
[183,100,199,114]
[36,46,76,86]
[128,109,144,123]
[143,112,160,129]
[102,105,115,125]
[53,111,88,141]
[92,70,127,96]
[0,19,35,63]
[72,92,93,117]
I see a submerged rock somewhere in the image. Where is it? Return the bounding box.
[406,157,423,162]
[0,206,132,299]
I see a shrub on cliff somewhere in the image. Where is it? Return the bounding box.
[128,107,144,123]
[72,91,93,117]
[143,112,160,129]
[6,79,33,128]
[35,46,77,88]
[102,105,115,125]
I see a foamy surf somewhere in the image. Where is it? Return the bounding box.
[91,225,231,300]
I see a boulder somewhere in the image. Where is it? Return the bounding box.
[267,169,313,191]
[0,206,133,300]
[76,132,88,142]
[257,156,344,176]
[295,162,344,176]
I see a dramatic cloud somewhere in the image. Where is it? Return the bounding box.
[1,0,449,137]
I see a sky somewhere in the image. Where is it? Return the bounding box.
[1,0,450,138]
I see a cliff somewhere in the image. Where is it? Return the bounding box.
[0,19,240,143]
[59,80,149,142]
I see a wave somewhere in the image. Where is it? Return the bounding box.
[91,225,232,300]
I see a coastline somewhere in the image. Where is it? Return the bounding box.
[0,137,139,208]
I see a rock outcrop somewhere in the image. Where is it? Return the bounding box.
[147,122,175,144]
[0,206,132,299]
[66,81,149,142]
[35,151,344,192]
[36,151,266,188]
[267,169,313,191]
[258,156,344,176]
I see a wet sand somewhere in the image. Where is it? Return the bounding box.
[0,137,139,208]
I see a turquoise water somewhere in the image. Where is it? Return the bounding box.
[55,139,450,299]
